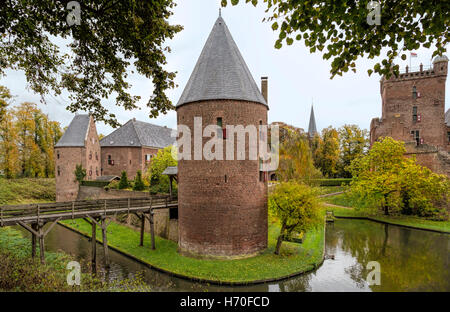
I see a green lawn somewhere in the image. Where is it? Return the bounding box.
[317,186,344,195]
[60,217,325,284]
[0,178,55,205]
[323,199,450,233]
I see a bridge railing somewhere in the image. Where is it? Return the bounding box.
[0,195,178,226]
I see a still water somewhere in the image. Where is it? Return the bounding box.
[19,219,450,291]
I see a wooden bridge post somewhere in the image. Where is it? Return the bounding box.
[150,209,155,250]
[91,219,97,274]
[101,216,110,268]
[139,213,145,247]
[38,222,45,265]
[31,223,38,259]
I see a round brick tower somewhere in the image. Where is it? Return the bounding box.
[176,15,269,258]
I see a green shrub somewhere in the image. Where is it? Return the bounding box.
[118,171,129,189]
[105,180,120,190]
[133,170,145,191]
[74,164,86,183]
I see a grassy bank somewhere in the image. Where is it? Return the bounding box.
[317,186,344,195]
[0,178,55,205]
[0,226,151,292]
[60,217,325,284]
[323,196,450,233]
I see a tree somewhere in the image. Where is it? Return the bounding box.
[119,171,129,190]
[133,170,145,191]
[277,127,321,182]
[269,182,322,255]
[222,0,449,78]
[1,1,183,127]
[0,99,62,178]
[0,110,19,178]
[349,137,449,218]
[14,102,39,177]
[338,125,369,178]
[0,86,12,123]
[314,126,340,177]
[148,146,177,184]
[74,164,86,183]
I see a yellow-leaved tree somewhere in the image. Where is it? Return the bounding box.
[349,137,449,219]
[269,182,322,255]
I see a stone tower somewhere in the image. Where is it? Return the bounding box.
[54,114,101,201]
[370,55,450,175]
[176,15,269,258]
[308,104,317,137]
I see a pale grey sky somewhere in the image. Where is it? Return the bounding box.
[1,0,448,136]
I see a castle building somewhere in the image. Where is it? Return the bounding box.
[55,116,175,201]
[370,55,450,176]
[100,118,175,179]
[54,114,101,201]
[176,14,269,258]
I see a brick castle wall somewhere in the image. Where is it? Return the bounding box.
[101,146,159,179]
[55,116,101,202]
[177,100,268,258]
[370,59,449,175]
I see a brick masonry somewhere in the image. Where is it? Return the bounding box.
[177,100,269,258]
[55,116,101,202]
[370,58,450,176]
[101,146,159,179]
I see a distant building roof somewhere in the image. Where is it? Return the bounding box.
[100,119,176,148]
[308,105,317,137]
[55,114,90,147]
[177,15,267,108]
[162,166,177,176]
[96,175,120,182]
[445,108,450,127]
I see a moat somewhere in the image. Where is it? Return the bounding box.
[18,219,450,291]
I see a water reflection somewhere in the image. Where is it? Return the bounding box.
[16,219,450,292]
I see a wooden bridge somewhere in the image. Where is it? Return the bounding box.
[0,196,178,271]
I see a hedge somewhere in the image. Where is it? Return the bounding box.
[81,180,110,188]
[314,178,351,186]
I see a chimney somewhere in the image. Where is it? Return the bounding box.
[261,77,268,104]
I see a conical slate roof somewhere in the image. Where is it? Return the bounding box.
[55,114,90,147]
[308,105,317,137]
[177,16,267,108]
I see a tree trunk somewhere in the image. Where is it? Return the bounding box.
[275,223,286,255]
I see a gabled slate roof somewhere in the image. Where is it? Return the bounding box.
[100,119,176,148]
[308,105,317,137]
[177,16,267,108]
[162,166,177,176]
[445,108,450,127]
[55,114,90,147]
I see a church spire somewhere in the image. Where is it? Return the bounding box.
[308,103,317,137]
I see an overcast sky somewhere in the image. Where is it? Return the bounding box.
[1,0,449,136]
